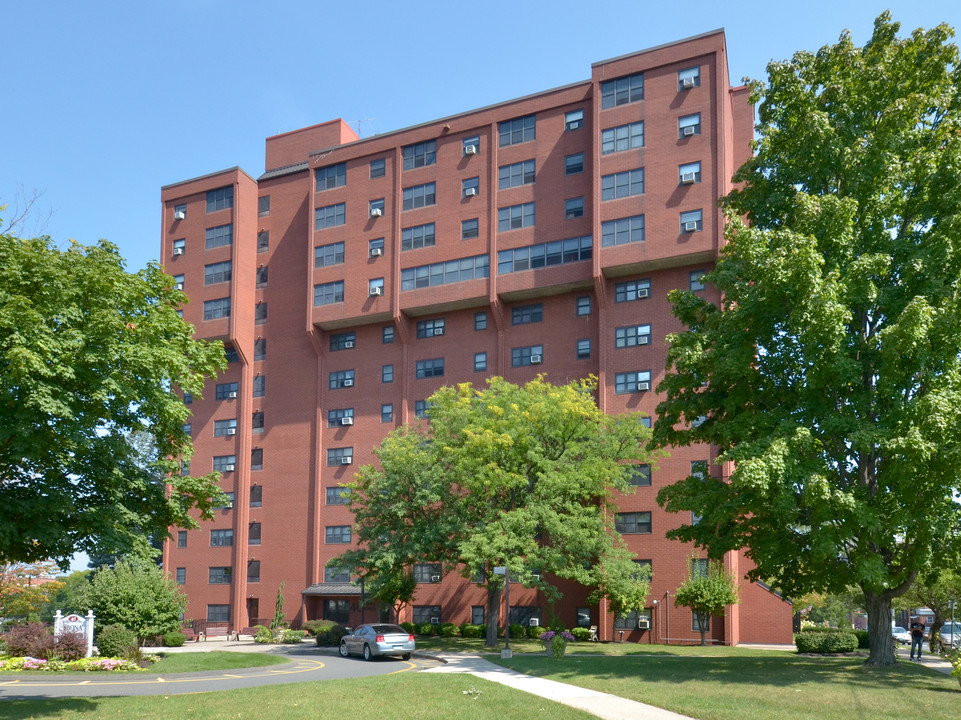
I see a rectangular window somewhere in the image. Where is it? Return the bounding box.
[565,197,585,219]
[253,339,266,361]
[253,375,265,397]
[690,270,706,291]
[369,198,385,217]
[601,215,645,246]
[412,606,442,624]
[681,210,704,233]
[615,511,652,534]
[382,364,393,383]
[258,195,270,217]
[325,565,350,583]
[327,408,354,427]
[256,266,268,288]
[474,352,487,372]
[174,204,186,220]
[370,158,386,178]
[577,339,591,359]
[498,114,535,146]
[614,371,651,394]
[203,298,231,320]
[213,492,235,509]
[401,222,436,251]
[314,281,344,306]
[416,318,446,338]
[614,610,641,629]
[414,400,428,418]
[250,485,263,507]
[257,231,269,253]
[173,273,185,290]
[326,446,353,466]
[679,113,702,138]
[207,605,230,623]
[369,277,384,297]
[381,404,393,423]
[324,599,350,623]
[691,558,710,578]
[330,332,355,352]
[474,312,487,330]
[183,423,192,436]
[315,203,346,230]
[576,296,591,316]
[206,186,234,212]
[601,72,644,108]
[248,411,262,435]
[678,66,701,90]
[402,140,436,170]
[173,238,186,256]
[210,529,234,547]
[176,567,186,584]
[209,567,232,584]
[565,109,584,131]
[630,464,652,486]
[512,303,543,325]
[601,169,645,200]
[462,218,479,240]
[601,121,644,155]
[315,241,345,268]
[498,202,535,232]
[615,279,651,302]
[415,358,445,378]
[414,563,443,583]
[248,560,261,583]
[679,162,702,185]
[250,448,263,471]
[498,159,535,189]
[382,325,394,344]
[615,324,652,348]
[214,419,238,437]
[512,345,544,367]
[510,606,542,626]
[315,162,346,191]
[472,606,485,625]
[329,369,355,389]
[326,486,351,505]
[462,177,480,197]
[400,255,489,290]
[177,531,187,548]
[204,261,232,285]
[224,345,239,362]
[564,153,584,175]
[252,302,267,326]
[325,525,351,544]
[402,182,436,211]
[205,224,233,249]
[369,238,385,258]
[498,236,592,274]
[216,382,239,400]
[463,136,480,155]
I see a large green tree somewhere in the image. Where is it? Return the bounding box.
[653,14,961,666]
[338,376,653,647]
[0,231,226,566]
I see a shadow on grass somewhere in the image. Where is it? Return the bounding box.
[2,698,98,719]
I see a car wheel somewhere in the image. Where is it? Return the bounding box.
[402,653,412,660]
[339,641,349,658]
[363,644,372,661]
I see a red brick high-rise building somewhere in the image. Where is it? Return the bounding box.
[161,29,794,644]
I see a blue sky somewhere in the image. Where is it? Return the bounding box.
[4,1,960,274]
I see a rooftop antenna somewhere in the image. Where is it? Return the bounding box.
[350,118,376,138]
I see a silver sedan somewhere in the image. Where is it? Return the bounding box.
[339,623,416,661]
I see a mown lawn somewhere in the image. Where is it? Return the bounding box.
[0,651,288,676]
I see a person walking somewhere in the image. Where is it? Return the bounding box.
[909,617,926,660]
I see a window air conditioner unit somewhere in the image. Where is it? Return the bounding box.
[464,187,478,197]
[682,76,696,89]
[370,207,383,217]
[530,354,543,364]
[637,288,650,298]
[175,282,184,290]
[431,574,441,583]
[226,428,236,435]
[224,464,235,472]
[430,617,440,624]
[344,340,355,349]
[638,619,650,629]
[340,456,353,465]
[529,618,540,626]
[342,378,354,387]
[531,573,541,582]
[433,327,444,336]
[568,120,582,130]
[340,416,353,426]
[227,391,238,398]
[637,381,650,391]
[464,144,478,155]
[174,210,186,220]
[681,172,697,184]
[682,125,696,137]
[173,247,185,256]
[370,287,383,296]
[638,335,650,345]
[684,221,699,232]
[370,247,383,257]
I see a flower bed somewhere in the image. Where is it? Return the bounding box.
[0,655,154,672]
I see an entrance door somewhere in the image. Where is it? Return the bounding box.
[246,597,259,627]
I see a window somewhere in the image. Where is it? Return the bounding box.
[183,423,192,435]
[512,345,544,367]
[174,204,186,220]
[417,318,446,338]
[577,608,591,627]
[629,464,652,486]
[512,303,543,325]
[463,136,480,155]
[416,358,445,379]
[694,614,710,632]
[690,270,706,291]
[250,448,263,471]
[253,338,266,361]
[400,255,489,290]
[314,281,344,306]
[498,236,592,274]
[614,610,641,629]
[382,325,394,344]
[204,261,231,285]
[206,186,233,212]
[679,113,701,138]
[369,238,385,258]
[678,66,700,90]
[324,599,350,623]
[256,266,268,288]
[368,198,385,218]
[176,567,186,584]
[577,339,591,359]
[255,302,267,325]
[315,241,345,267]
[216,382,239,400]
[253,375,265,397]
[327,408,354,427]
[601,72,644,108]
[173,273,185,290]
[329,369,355,389]
[564,153,584,175]
[257,231,269,253]
[601,169,645,200]
[183,392,193,405]
[615,511,652,534]
[412,606,442,624]
[474,352,487,372]
[498,202,535,232]
[205,224,233,249]
[209,567,232,584]
[258,195,270,217]
[602,121,644,155]
[681,210,703,233]
[210,529,234,547]
[203,298,231,321]
[173,238,186,255]
[691,558,710,578]
[615,371,651,394]
[462,218,479,240]
[315,163,346,191]
[207,605,230,623]
[679,162,702,184]
[402,182,436,211]
[330,332,355,351]
[691,460,709,481]
[602,215,645,246]
[510,606,542,626]
[382,364,393,383]
[615,279,651,302]
[414,400,428,418]
[248,560,261,583]
[325,525,351,544]
[325,565,350,583]
[214,419,238,437]
[565,109,584,131]
[370,158,386,178]
[472,606,485,625]
[401,222,436,251]
[565,197,585,219]
[615,324,652,348]
[462,177,479,197]
[326,487,351,505]
[474,312,487,330]
[315,203,346,230]
[381,404,393,423]
[177,531,187,548]
[250,485,263,507]
[414,563,443,583]
[213,493,234,511]
[576,296,591,316]
[402,140,436,170]
[224,345,239,363]
[498,159,535,189]
[499,114,535,146]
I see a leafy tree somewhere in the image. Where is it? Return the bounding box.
[40,570,93,623]
[673,559,740,646]
[0,561,63,622]
[653,13,961,666]
[0,230,226,566]
[901,568,961,652]
[78,559,186,644]
[795,588,865,629]
[338,376,652,647]
[365,569,417,624]
[270,581,287,631]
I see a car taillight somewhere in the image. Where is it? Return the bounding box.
[376,634,385,642]
[409,634,415,641]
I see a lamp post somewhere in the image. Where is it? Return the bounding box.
[494,566,511,658]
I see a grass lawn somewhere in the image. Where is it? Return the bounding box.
[0,651,288,676]
[1,672,595,720]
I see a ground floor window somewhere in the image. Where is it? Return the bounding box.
[207,604,230,623]
[324,599,350,624]
[472,606,485,625]
[509,606,542,626]
[412,605,441,625]
[614,610,640,629]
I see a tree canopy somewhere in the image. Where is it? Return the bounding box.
[653,13,961,666]
[673,559,739,646]
[338,376,653,646]
[0,231,226,566]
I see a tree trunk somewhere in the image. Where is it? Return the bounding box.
[929,618,944,654]
[863,591,897,666]
[485,584,502,648]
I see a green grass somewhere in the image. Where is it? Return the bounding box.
[496,649,961,720]
[0,672,595,720]
[415,635,777,656]
[0,652,288,676]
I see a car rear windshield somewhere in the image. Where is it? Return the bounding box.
[371,624,406,634]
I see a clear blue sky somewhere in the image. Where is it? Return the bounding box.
[5,1,960,274]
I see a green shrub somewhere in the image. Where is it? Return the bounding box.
[328,623,351,646]
[570,627,593,642]
[399,622,416,634]
[509,623,527,639]
[853,629,869,649]
[96,625,137,658]
[163,631,186,647]
[459,623,484,639]
[254,625,275,643]
[281,629,306,643]
[527,625,543,639]
[438,622,460,637]
[417,622,435,637]
[301,620,333,637]
[794,630,858,653]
